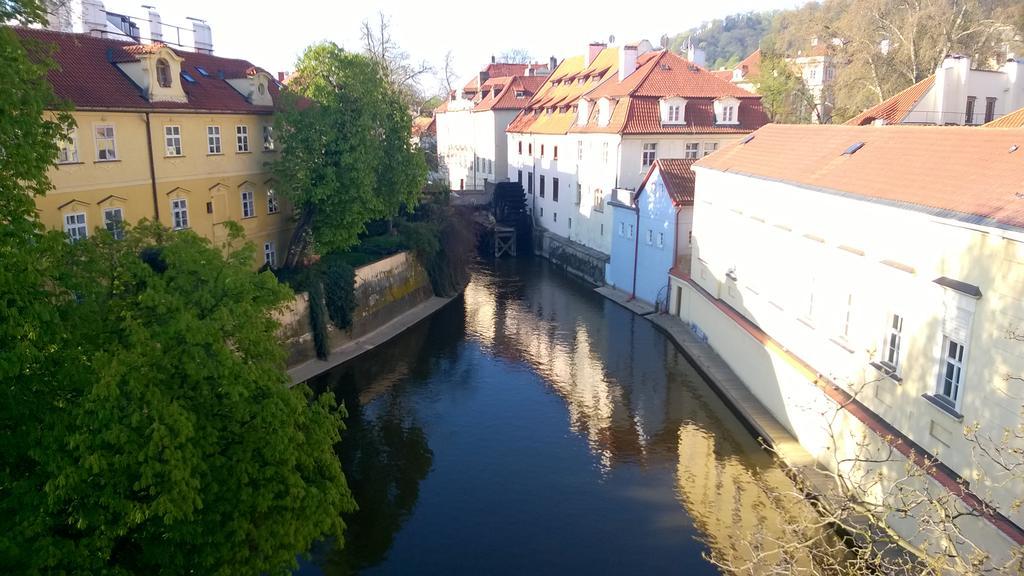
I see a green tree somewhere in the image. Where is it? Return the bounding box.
[4,223,356,575]
[274,42,427,267]
[753,52,819,123]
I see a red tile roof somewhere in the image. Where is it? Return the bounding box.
[474,75,546,112]
[846,76,935,126]
[617,97,767,135]
[411,116,435,137]
[695,124,1024,231]
[640,159,697,205]
[462,62,532,93]
[734,48,761,79]
[13,27,279,114]
[984,106,1024,128]
[711,69,734,82]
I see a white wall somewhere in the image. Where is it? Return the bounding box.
[907,59,1023,125]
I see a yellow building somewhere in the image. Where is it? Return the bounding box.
[16,27,292,267]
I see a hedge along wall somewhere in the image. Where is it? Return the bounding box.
[277,251,434,367]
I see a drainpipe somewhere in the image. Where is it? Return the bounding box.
[144,112,160,221]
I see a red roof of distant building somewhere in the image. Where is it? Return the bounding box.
[462,62,532,93]
[734,48,761,79]
[474,75,547,111]
[12,27,280,113]
[695,124,1024,231]
[411,116,436,138]
[846,76,935,126]
[984,106,1024,128]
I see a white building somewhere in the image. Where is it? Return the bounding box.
[507,43,767,279]
[434,61,548,191]
[848,55,1024,126]
[669,124,1024,567]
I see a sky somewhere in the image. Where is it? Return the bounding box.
[102,0,806,94]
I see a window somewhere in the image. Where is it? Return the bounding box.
[518,141,523,155]
[103,207,124,240]
[241,189,255,218]
[628,224,634,239]
[602,142,609,164]
[64,212,87,242]
[839,294,853,341]
[642,143,657,167]
[263,125,275,151]
[515,90,525,98]
[171,198,189,230]
[196,65,209,77]
[593,189,604,212]
[517,170,523,184]
[553,212,557,223]
[207,126,222,154]
[568,217,572,229]
[539,207,543,217]
[94,125,117,161]
[58,128,79,163]
[267,188,279,213]
[882,313,903,372]
[553,146,558,160]
[552,177,559,202]
[528,172,534,195]
[965,96,976,124]
[657,232,664,248]
[156,58,172,87]
[541,144,545,157]
[540,175,545,198]
[528,143,533,155]
[667,105,681,122]
[984,97,997,124]
[575,183,582,205]
[181,72,196,83]
[578,141,583,161]
[619,222,625,236]
[721,106,735,123]
[236,125,250,152]
[646,229,653,245]
[264,241,276,267]
[937,338,965,408]
[684,142,700,159]
[164,125,182,156]
[702,142,718,157]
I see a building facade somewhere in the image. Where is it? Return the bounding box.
[508,44,766,269]
[848,55,1024,126]
[18,21,290,268]
[435,61,548,191]
[606,159,695,307]
[669,124,1024,564]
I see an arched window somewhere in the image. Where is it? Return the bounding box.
[156,58,172,88]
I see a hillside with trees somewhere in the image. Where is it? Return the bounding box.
[662,12,773,70]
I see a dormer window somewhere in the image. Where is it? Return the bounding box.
[578,99,590,126]
[156,58,172,87]
[515,90,526,98]
[597,98,611,127]
[714,97,740,125]
[659,97,687,125]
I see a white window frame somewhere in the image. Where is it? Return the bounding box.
[103,207,124,240]
[646,229,653,245]
[702,142,718,157]
[164,125,182,156]
[58,128,79,164]
[602,142,609,164]
[881,313,903,373]
[619,222,625,237]
[241,189,255,219]
[64,212,87,242]
[264,241,276,267]
[657,232,664,248]
[171,198,189,230]
[207,125,222,154]
[236,125,250,153]
[936,337,966,410]
[593,189,604,213]
[267,188,279,214]
[642,143,657,167]
[94,124,117,161]
[578,140,583,161]
[684,142,700,159]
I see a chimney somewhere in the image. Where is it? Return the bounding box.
[82,0,108,36]
[138,6,162,44]
[478,69,490,91]
[491,55,496,64]
[277,71,286,82]
[190,18,213,54]
[619,44,638,81]
[686,44,706,69]
[549,55,558,71]
[586,42,606,67]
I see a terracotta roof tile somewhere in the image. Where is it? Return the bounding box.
[411,116,435,137]
[474,75,546,111]
[694,124,1024,231]
[650,159,698,205]
[13,27,278,113]
[618,97,768,135]
[507,49,618,134]
[735,48,761,79]
[846,76,935,126]
[984,106,1024,128]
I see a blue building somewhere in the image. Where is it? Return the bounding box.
[606,159,696,308]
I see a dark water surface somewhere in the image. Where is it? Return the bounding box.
[295,259,802,575]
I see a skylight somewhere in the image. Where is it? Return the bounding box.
[740,134,755,145]
[195,66,210,77]
[842,141,865,155]
[181,72,197,83]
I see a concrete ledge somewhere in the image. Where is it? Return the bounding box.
[288,294,459,386]
[594,285,656,316]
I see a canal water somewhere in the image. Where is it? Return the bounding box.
[295,258,811,575]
